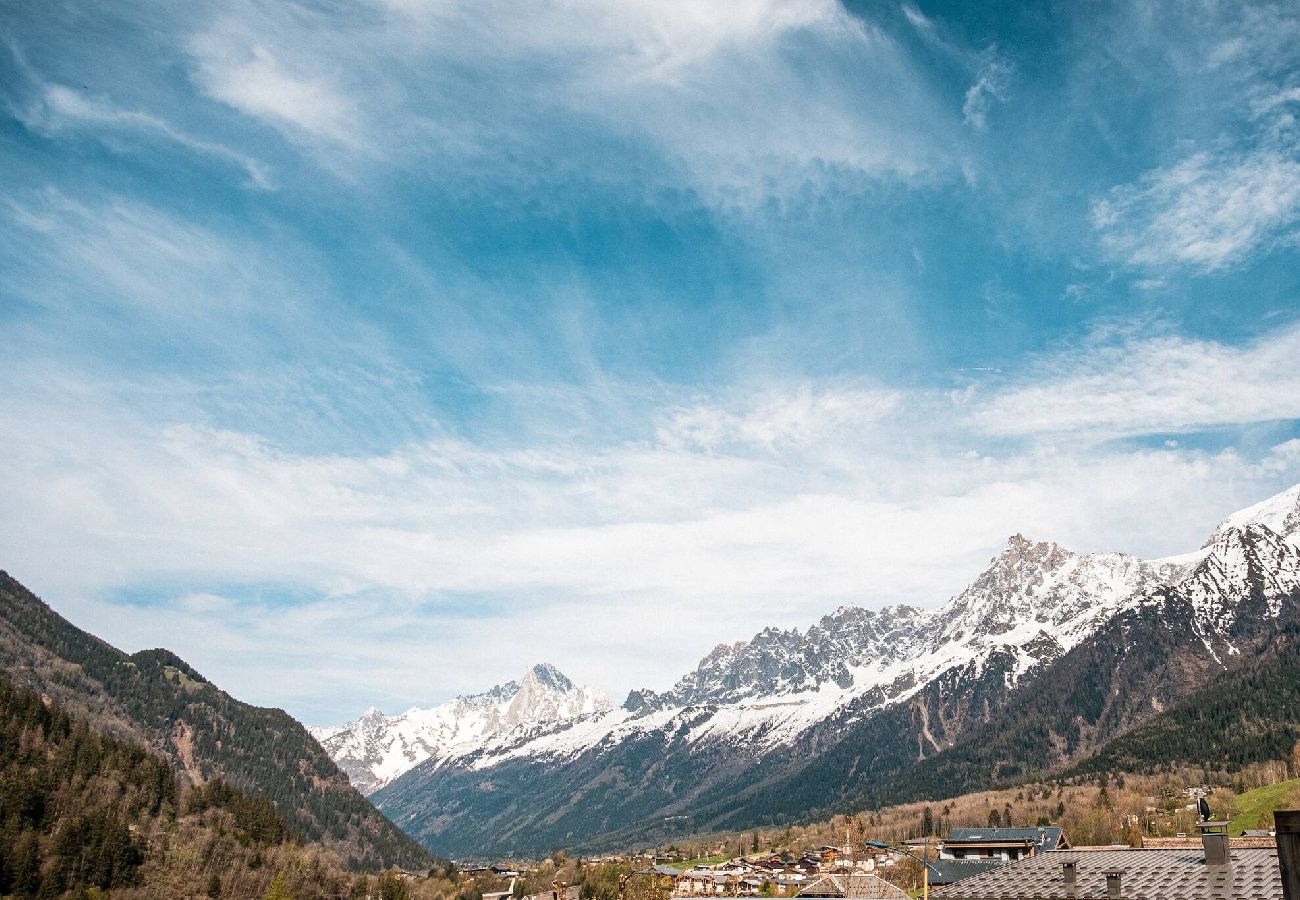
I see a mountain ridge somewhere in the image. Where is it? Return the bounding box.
[0,571,433,871]
[365,483,1300,857]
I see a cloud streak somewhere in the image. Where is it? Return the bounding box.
[4,45,272,188]
[1093,149,1300,271]
[971,323,1300,438]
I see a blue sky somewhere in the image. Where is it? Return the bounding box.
[2,0,1300,723]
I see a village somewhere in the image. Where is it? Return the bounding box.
[453,804,1296,900]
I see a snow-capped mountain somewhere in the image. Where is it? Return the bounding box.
[349,484,1300,857]
[456,534,1188,765]
[311,663,610,794]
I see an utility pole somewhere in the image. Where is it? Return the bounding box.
[922,835,930,900]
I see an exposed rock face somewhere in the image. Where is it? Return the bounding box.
[334,485,1300,858]
[310,663,610,795]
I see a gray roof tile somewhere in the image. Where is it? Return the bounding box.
[933,848,1282,899]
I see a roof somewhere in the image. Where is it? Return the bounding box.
[927,860,1006,886]
[945,827,1065,851]
[932,848,1283,899]
[796,874,908,899]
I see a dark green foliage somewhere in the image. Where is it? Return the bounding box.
[0,570,433,871]
[0,674,316,898]
[0,676,169,895]
[186,779,288,846]
[377,871,414,899]
[1073,617,1300,775]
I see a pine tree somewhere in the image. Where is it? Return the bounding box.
[264,872,294,900]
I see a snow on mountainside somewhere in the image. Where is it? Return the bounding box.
[366,483,1300,857]
[449,532,1193,773]
[328,483,1300,804]
[1209,482,1300,545]
[1176,523,1300,639]
[311,663,609,794]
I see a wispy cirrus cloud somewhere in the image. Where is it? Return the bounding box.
[970,323,1300,438]
[179,0,962,201]
[188,38,361,151]
[962,49,1013,130]
[655,384,901,452]
[5,44,272,188]
[1089,0,1300,273]
[1092,148,1300,272]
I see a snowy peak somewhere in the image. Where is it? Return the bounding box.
[525,662,575,692]
[322,483,1300,807]
[1208,482,1300,545]
[939,535,1171,648]
[1178,523,1300,628]
[645,605,930,710]
[312,664,610,794]
[504,662,608,727]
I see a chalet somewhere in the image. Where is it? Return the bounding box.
[939,826,1068,862]
[795,874,907,899]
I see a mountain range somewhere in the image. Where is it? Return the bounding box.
[310,483,1300,857]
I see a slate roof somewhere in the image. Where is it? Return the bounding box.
[933,848,1283,899]
[944,827,1065,851]
[928,859,1006,886]
[796,874,909,898]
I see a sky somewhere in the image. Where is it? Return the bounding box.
[2,0,1300,725]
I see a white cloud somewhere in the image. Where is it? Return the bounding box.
[16,80,272,188]
[962,50,1013,130]
[655,384,901,451]
[5,343,1300,718]
[1093,149,1300,271]
[970,323,1300,437]
[189,38,360,148]
[178,0,960,200]
[1087,1,1300,274]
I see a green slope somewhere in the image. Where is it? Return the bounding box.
[0,570,434,871]
[1228,779,1300,834]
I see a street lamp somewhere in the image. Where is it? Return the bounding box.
[863,840,941,900]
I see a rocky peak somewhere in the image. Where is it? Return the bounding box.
[937,534,1171,653]
[1207,483,1300,546]
[1180,523,1300,624]
[314,664,609,794]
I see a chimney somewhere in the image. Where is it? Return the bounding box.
[1199,820,1230,867]
[1278,810,1300,900]
[1061,860,1077,897]
[1103,869,1123,899]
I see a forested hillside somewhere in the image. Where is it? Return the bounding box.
[1075,616,1300,775]
[0,570,432,871]
[830,574,1300,813]
[0,675,362,898]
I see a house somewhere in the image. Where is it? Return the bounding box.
[933,822,1286,900]
[795,874,908,899]
[939,826,1068,862]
